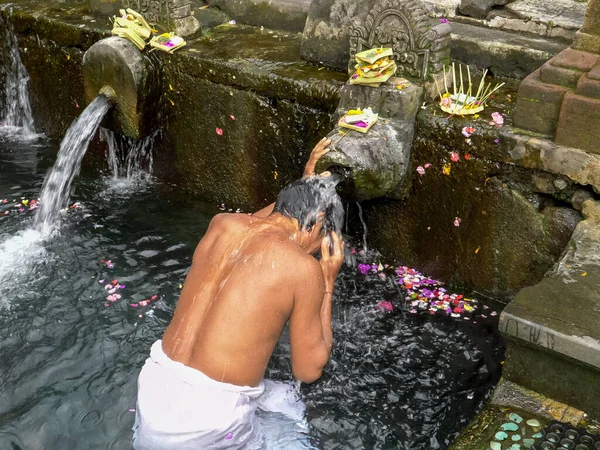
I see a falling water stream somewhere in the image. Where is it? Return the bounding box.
[34,96,111,231]
[0,11,35,135]
[100,128,157,181]
[356,202,368,254]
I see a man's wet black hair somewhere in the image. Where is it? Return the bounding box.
[272,176,344,235]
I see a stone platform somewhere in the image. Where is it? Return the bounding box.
[499,200,600,419]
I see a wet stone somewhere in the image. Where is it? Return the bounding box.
[510,413,524,423]
[503,422,521,431]
[496,431,509,441]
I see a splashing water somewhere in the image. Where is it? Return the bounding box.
[0,11,35,136]
[34,96,111,231]
[356,202,368,254]
[99,128,157,181]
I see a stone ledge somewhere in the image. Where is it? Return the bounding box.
[450,22,568,79]
[499,200,600,417]
[206,0,311,32]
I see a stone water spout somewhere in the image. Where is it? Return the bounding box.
[82,37,162,140]
[310,0,451,201]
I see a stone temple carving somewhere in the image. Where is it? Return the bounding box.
[108,0,199,36]
[348,0,451,81]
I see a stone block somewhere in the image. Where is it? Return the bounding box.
[560,90,600,119]
[513,70,568,135]
[573,31,600,55]
[518,70,570,104]
[458,0,499,19]
[170,5,191,19]
[90,0,120,15]
[588,63,600,80]
[551,48,599,72]
[540,64,583,88]
[334,78,423,123]
[576,75,600,99]
[513,98,561,136]
[208,0,310,32]
[556,94,600,152]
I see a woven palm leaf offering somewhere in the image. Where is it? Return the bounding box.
[350,47,397,88]
[435,63,504,116]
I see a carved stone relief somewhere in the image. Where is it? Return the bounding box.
[348,0,451,80]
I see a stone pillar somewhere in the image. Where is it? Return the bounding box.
[513,0,600,153]
[573,0,600,54]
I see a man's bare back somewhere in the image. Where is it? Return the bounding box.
[162,138,344,388]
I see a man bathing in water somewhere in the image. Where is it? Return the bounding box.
[133,138,345,449]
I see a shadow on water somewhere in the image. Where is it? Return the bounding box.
[0,137,504,449]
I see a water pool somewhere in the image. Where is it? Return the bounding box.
[0,133,504,449]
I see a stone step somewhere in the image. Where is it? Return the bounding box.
[499,200,600,420]
[205,0,311,32]
[450,21,569,78]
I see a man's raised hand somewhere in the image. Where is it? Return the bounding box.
[304,137,331,178]
[320,232,344,294]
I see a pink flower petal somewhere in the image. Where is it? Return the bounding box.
[216,127,223,136]
[416,166,425,175]
[454,217,461,227]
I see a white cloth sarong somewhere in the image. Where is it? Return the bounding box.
[133,340,313,450]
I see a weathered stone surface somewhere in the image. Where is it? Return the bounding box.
[575,74,600,99]
[90,0,120,15]
[207,0,311,32]
[540,64,583,88]
[505,0,586,34]
[573,31,600,55]
[458,0,513,19]
[334,78,423,123]
[92,0,200,36]
[552,48,599,72]
[556,92,600,153]
[359,110,581,301]
[513,69,567,135]
[314,79,423,200]
[195,7,230,29]
[82,37,163,139]
[316,120,415,201]
[500,199,600,419]
[301,0,451,79]
[579,0,600,38]
[450,22,567,79]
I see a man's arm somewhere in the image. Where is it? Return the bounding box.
[288,233,344,383]
[251,138,332,218]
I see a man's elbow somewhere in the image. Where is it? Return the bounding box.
[293,366,324,384]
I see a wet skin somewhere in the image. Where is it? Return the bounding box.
[162,138,345,387]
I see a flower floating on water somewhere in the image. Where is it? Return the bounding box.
[376,301,394,312]
[215,127,223,136]
[416,166,425,175]
[450,152,459,162]
[440,18,448,23]
[454,217,461,227]
[229,115,235,121]
[424,163,432,169]
[464,153,471,160]
[228,20,236,25]
[490,112,504,126]
[462,127,475,138]
[442,164,451,176]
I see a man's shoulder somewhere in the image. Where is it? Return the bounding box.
[209,212,250,230]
